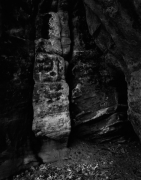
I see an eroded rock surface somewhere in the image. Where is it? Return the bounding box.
[0,0,141,179]
[32,1,71,144]
[69,0,131,142]
[82,0,141,141]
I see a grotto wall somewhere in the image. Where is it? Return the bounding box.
[0,0,72,179]
[0,0,35,178]
[82,0,141,140]
[0,0,141,179]
[70,0,130,142]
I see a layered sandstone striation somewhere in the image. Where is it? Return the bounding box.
[83,0,141,142]
[70,0,130,142]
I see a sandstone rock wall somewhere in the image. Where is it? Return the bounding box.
[32,0,71,144]
[83,0,141,141]
[0,1,72,179]
[69,0,131,142]
[0,0,141,179]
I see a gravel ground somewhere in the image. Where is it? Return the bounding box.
[11,137,141,180]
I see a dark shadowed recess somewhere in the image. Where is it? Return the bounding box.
[68,64,138,144]
[67,0,138,145]
[0,0,36,156]
[118,0,141,30]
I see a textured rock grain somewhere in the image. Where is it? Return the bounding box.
[33,3,71,143]
[83,0,141,141]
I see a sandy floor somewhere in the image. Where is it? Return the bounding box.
[11,135,141,180]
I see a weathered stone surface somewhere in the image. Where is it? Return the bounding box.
[33,111,70,139]
[33,82,69,116]
[84,4,101,36]
[70,0,130,141]
[1,0,141,179]
[34,53,65,82]
[61,37,71,56]
[74,111,128,141]
[72,85,118,124]
[35,38,62,55]
[36,13,61,40]
[128,70,141,138]
[83,0,141,142]
[48,12,61,39]
[36,12,62,55]
[71,52,128,140]
[95,28,114,53]
[62,45,71,56]
[59,12,70,37]
[33,0,71,146]
[58,0,69,11]
[72,17,85,55]
[61,37,71,45]
[58,11,71,56]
